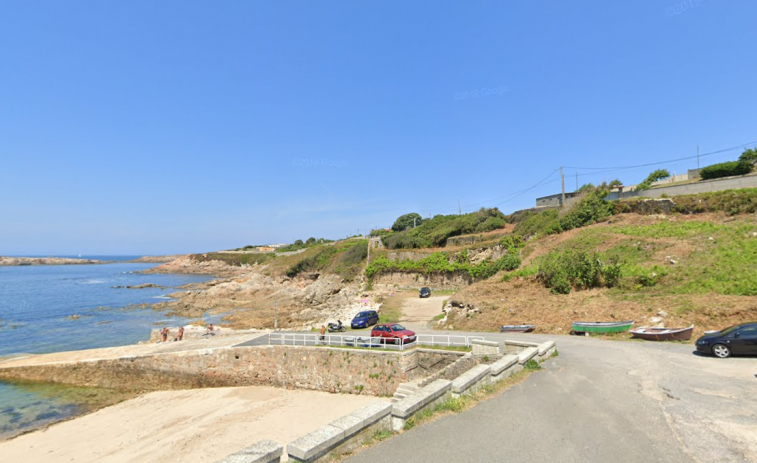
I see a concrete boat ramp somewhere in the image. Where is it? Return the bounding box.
[0,331,270,370]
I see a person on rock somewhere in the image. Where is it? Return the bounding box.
[176,326,184,341]
[160,327,169,342]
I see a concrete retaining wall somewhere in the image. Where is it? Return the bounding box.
[0,346,463,398]
[605,174,757,201]
[263,339,558,463]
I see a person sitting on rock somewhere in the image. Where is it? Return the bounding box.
[203,324,215,336]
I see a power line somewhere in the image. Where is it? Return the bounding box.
[426,138,756,218]
[564,140,757,171]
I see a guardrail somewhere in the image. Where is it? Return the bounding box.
[267,332,487,351]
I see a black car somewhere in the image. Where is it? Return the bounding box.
[695,322,757,358]
[350,310,379,329]
[419,287,431,298]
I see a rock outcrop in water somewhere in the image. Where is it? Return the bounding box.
[0,257,101,266]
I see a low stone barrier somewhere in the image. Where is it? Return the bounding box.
[213,440,282,463]
[470,339,499,356]
[287,401,392,463]
[391,379,452,431]
[517,347,538,364]
[451,364,491,397]
[489,354,519,381]
[263,339,558,463]
[537,340,557,360]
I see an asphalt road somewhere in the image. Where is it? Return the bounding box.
[343,328,757,463]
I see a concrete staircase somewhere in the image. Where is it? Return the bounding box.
[392,381,420,403]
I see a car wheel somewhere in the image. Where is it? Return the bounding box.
[712,343,731,358]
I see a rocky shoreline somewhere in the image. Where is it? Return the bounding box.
[0,256,102,266]
[144,255,382,330]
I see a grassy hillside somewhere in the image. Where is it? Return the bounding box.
[443,212,757,338]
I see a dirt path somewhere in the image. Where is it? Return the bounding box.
[399,295,447,324]
[0,386,384,463]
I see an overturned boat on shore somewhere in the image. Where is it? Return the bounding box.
[571,320,634,334]
[630,325,694,341]
[499,324,536,333]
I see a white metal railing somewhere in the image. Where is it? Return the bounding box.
[267,332,487,351]
[415,334,485,347]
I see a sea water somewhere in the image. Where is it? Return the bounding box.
[0,260,214,439]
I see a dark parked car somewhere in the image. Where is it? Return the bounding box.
[351,310,379,329]
[371,323,417,344]
[419,287,431,298]
[695,322,757,358]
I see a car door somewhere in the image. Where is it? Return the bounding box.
[370,311,379,325]
[732,325,757,355]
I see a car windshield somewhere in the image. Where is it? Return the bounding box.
[717,325,744,335]
[355,312,371,318]
[391,324,406,331]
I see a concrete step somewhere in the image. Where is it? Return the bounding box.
[396,386,417,395]
[391,381,421,403]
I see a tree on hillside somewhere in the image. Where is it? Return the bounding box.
[294,239,304,246]
[608,179,622,188]
[635,169,671,191]
[739,148,757,164]
[392,212,423,232]
[306,237,316,245]
[577,183,595,192]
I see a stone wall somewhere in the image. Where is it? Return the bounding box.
[371,271,473,289]
[605,174,757,201]
[418,352,484,387]
[0,346,463,398]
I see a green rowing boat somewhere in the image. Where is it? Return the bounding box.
[571,320,634,333]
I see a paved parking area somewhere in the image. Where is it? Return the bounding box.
[345,328,757,463]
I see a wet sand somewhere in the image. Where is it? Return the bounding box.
[0,385,385,463]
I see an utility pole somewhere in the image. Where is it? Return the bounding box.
[560,166,566,207]
[458,199,461,215]
[413,217,416,228]
[697,144,700,169]
[274,300,278,330]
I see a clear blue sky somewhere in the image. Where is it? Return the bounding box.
[2,1,755,255]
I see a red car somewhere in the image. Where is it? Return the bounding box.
[371,323,417,344]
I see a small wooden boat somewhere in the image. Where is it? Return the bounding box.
[572,320,634,334]
[499,325,535,333]
[630,325,694,341]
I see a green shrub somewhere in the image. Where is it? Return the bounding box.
[512,209,560,238]
[554,188,613,234]
[699,161,753,180]
[475,216,506,232]
[365,250,521,281]
[739,148,757,164]
[635,169,671,191]
[382,208,507,249]
[334,242,369,281]
[536,249,621,294]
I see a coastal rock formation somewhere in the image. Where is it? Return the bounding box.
[0,256,101,266]
[112,283,165,289]
[145,255,241,277]
[129,255,186,263]
[149,256,378,330]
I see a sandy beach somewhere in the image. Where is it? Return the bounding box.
[0,385,384,463]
